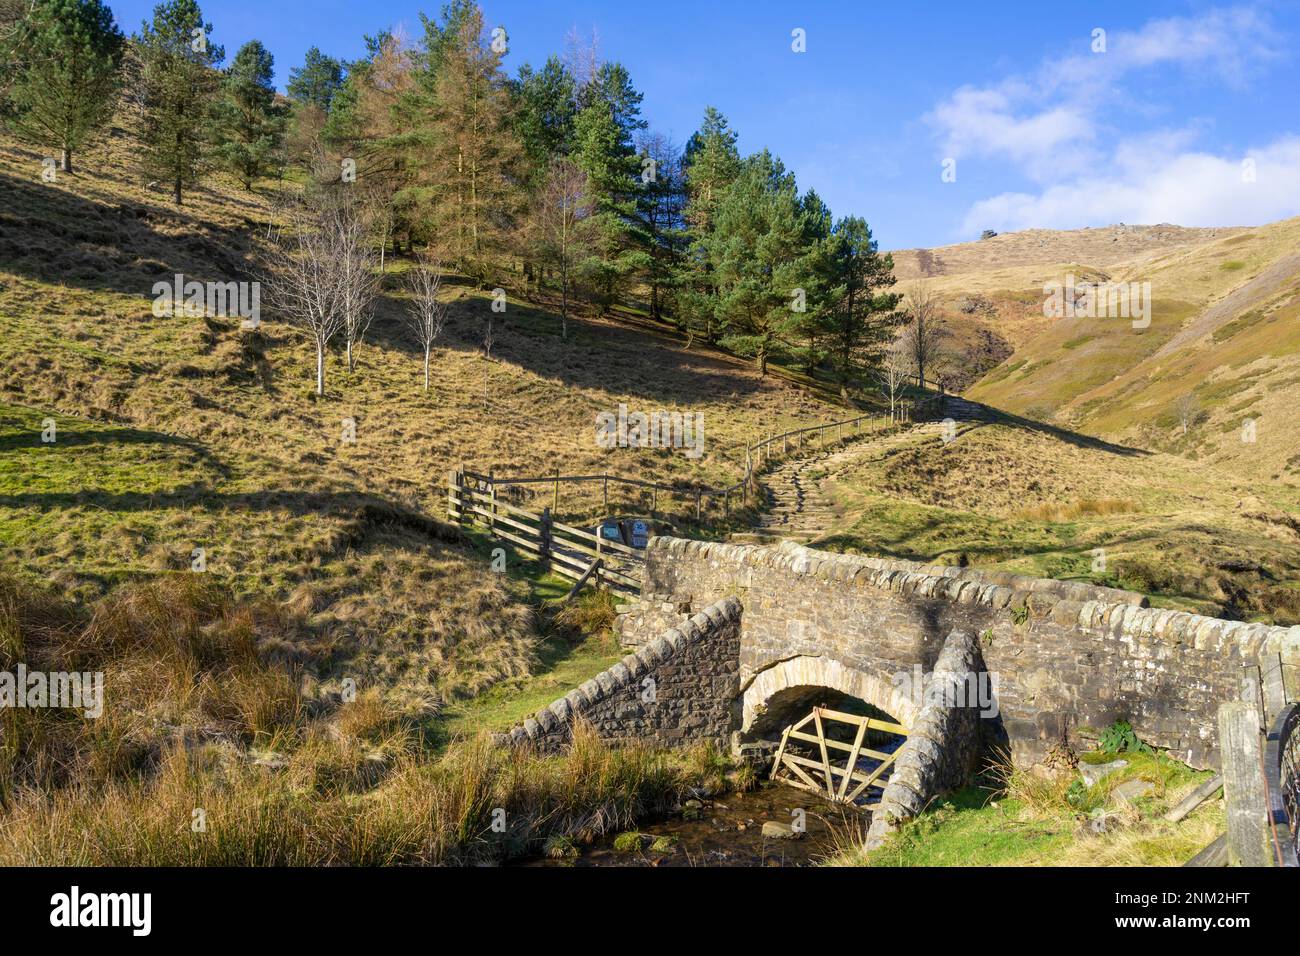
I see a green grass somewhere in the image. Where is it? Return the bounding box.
[440,629,623,740]
[814,419,1300,622]
[836,751,1219,867]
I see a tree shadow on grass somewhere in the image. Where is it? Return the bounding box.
[0,168,255,298]
[359,284,790,408]
[0,415,235,479]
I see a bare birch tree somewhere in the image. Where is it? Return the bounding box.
[899,279,948,388]
[876,339,911,422]
[404,254,448,393]
[336,199,382,374]
[529,156,591,340]
[1176,393,1201,436]
[264,199,354,396]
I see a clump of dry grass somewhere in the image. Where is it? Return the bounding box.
[0,573,305,799]
[0,723,704,866]
[0,578,724,865]
[548,588,618,647]
[1015,498,1136,522]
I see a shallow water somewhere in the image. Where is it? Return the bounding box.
[521,783,867,867]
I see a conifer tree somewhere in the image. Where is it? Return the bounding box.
[676,106,740,344]
[287,46,343,113]
[683,106,740,237]
[407,4,522,284]
[790,189,841,375]
[211,39,285,190]
[513,55,577,166]
[825,216,901,385]
[5,0,124,173]
[706,150,809,375]
[635,131,686,324]
[136,0,222,205]
[572,98,645,312]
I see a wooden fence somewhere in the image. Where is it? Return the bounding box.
[447,471,644,595]
[463,386,947,526]
[448,386,946,596]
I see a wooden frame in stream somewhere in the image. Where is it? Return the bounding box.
[771,706,909,806]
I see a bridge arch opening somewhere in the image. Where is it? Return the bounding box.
[741,656,920,740]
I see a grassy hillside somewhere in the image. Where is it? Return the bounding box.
[815,414,1300,624]
[0,126,876,712]
[952,217,1300,481]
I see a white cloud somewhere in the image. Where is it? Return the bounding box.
[927,6,1295,233]
[929,8,1280,173]
[961,136,1300,234]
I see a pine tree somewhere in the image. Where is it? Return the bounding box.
[415,5,523,284]
[572,98,646,312]
[677,106,740,344]
[825,216,900,385]
[136,0,222,205]
[634,131,686,324]
[579,62,646,144]
[683,106,740,237]
[287,46,343,112]
[790,189,837,375]
[0,1,27,98]
[210,40,286,190]
[706,150,809,376]
[5,0,124,173]
[513,55,576,166]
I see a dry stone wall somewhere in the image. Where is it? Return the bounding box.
[636,538,1300,769]
[500,598,742,755]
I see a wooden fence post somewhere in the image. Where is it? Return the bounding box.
[1242,664,1265,730]
[488,472,496,535]
[1262,653,1289,718]
[695,491,702,521]
[603,476,609,515]
[1219,700,1273,866]
[552,471,559,513]
[538,507,553,570]
[448,468,463,522]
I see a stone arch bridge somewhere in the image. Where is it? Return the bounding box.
[503,537,1299,834]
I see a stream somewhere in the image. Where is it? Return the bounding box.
[520,783,866,867]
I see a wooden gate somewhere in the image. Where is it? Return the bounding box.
[769,706,908,807]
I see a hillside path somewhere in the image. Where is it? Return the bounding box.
[731,396,990,545]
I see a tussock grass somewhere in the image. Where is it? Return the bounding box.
[1015,498,1136,522]
[0,727,701,866]
[819,420,1300,623]
[0,577,712,865]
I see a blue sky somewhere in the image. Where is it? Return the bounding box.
[110,0,1300,249]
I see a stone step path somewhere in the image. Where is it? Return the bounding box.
[750,451,840,544]
[729,396,992,546]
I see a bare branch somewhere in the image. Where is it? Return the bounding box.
[404,253,449,392]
